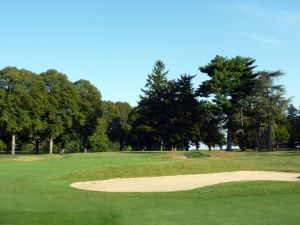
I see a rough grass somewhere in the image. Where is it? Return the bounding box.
[0,154,64,161]
[12,155,64,161]
[1,151,300,225]
[62,151,300,183]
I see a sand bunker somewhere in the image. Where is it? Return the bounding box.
[71,171,300,192]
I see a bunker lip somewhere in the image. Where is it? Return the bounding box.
[70,171,300,193]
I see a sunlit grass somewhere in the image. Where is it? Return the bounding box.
[0,151,300,225]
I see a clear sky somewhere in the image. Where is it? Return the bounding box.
[0,0,299,107]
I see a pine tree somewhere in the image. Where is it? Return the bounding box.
[198,55,257,151]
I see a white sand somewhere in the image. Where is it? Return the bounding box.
[70,171,300,192]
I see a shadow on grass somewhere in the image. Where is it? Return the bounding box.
[119,151,166,154]
[119,151,208,157]
[257,151,300,157]
[0,151,51,155]
[183,151,208,158]
[119,151,208,160]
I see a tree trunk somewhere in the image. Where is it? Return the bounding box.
[239,107,245,151]
[256,125,262,151]
[6,142,10,154]
[266,122,272,151]
[226,128,232,151]
[49,138,53,154]
[160,140,163,151]
[35,140,40,154]
[84,148,87,153]
[80,134,84,152]
[208,145,211,151]
[11,134,16,155]
[120,140,124,151]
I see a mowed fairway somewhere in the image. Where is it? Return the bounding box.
[1,151,300,225]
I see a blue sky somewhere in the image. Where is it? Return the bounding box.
[0,0,299,107]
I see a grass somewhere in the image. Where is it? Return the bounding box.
[0,150,300,225]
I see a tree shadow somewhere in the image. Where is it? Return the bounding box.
[183,151,208,158]
[0,151,51,155]
[258,151,300,157]
[119,151,165,154]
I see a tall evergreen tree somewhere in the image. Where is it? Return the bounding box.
[138,60,170,150]
[247,70,288,151]
[172,74,198,150]
[296,109,300,146]
[198,55,257,151]
[199,102,225,150]
[287,104,299,148]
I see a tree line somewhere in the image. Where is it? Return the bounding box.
[0,67,103,154]
[0,55,299,154]
[125,57,300,151]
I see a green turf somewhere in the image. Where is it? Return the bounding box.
[1,151,300,225]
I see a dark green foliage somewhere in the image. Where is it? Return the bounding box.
[245,71,289,151]
[74,79,102,152]
[297,110,300,145]
[199,102,226,150]
[274,125,290,148]
[102,101,132,150]
[137,60,171,150]
[287,105,299,147]
[88,118,109,152]
[0,67,106,153]
[130,61,200,150]
[172,74,199,150]
[41,70,81,131]
[0,140,6,151]
[198,56,258,151]
[0,55,296,153]
[127,57,293,151]
[0,67,46,153]
[40,70,82,152]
